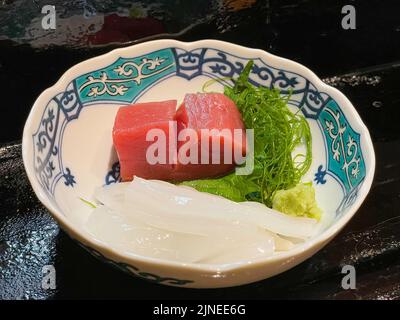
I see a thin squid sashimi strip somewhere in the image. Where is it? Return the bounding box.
[86,205,216,263]
[86,204,276,264]
[93,181,278,260]
[101,179,265,237]
[127,177,316,239]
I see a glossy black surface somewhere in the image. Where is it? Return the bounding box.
[0,0,399,299]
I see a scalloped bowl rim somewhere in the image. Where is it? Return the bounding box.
[22,39,375,273]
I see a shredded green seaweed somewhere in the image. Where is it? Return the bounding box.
[181,60,312,208]
[79,197,97,209]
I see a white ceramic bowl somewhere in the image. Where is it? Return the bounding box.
[22,39,375,288]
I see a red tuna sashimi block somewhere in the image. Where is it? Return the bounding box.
[113,94,246,181]
[113,100,177,181]
[172,93,246,180]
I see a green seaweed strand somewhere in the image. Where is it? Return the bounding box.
[182,60,312,208]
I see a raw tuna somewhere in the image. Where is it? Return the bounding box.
[172,93,246,180]
[113,100,177,181]
[112,93,246,181]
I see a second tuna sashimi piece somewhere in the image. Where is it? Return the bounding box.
[172,93,246,180]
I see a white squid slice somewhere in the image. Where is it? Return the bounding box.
[124,177,317,239]
[86,204,275,264]
[85,176,314,264]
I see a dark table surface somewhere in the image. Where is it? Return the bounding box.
[1,0,400,300]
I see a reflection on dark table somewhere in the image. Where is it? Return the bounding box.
[0,0,400,299]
